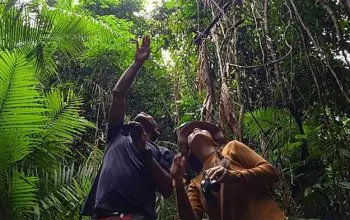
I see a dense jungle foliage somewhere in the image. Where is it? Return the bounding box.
[0,0,349,219]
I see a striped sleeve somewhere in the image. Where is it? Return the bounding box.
[187,181,204,219]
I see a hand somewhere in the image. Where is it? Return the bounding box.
[170,153,187,184]
[128,122,147,150]
[135,36,151,65]
[205,165,241,183]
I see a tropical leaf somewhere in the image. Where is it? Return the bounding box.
[0,1,119,73]
[28,88,94,169]
[38,146,102,219]
[44,88,93,143]
[0,50,47,136]
[0,2,100,219]
[0,50,44,218]
[0,133,32,173]
[10,171,38,216]
[0,132,33,218]
[39,164,79,213]
[244,107,296,147]
[339,148,350,158]
[338,181,350,190]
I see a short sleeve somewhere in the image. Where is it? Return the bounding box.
[107,118,124,143]
[157,147,173,173]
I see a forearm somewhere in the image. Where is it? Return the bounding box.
[146,157,173,198]
[109,62,139,124]
[224,141,279,186]
[228,163,279,186]
[113,62,142,96]
[174,182,199,220]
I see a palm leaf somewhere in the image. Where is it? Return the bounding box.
[0,132,34,219]
[10,171,38,214]
[0,50,47,136]
[244,107,296,147]
[0,170,38,218]
[0,2,121,72]
[40,164,78,210]
[0,133,32,173]
[338,181,350,190]
[38,147,102,219]
[44,88,94,150]
[27,88,94,169]
[0,50,44,219]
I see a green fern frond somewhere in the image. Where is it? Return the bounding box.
[44,88,94,144]
[0,3,111,71]
[0,132,32,172]
[0,50,43,218]
[0,50,47,136]
[38,148,101,219]
[27,88,94,169]
[244,107,296,146]
[10,171,38,216]
[39,164,78,214]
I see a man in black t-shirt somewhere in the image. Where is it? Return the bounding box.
[81,36,173,220]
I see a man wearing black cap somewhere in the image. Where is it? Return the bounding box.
[81,36,173,220]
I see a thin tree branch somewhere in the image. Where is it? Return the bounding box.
[194,1,243,45]
[289,0,350,103]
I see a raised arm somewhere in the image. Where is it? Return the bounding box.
[108,36,151,127]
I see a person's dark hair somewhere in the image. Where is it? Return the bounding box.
[139,122,159,142]
[121,121,159,142]
[121,122,144,139]
[134,113,160,142]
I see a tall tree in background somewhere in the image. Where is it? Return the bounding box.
[153,0,350,218]
[1,0,350,218]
